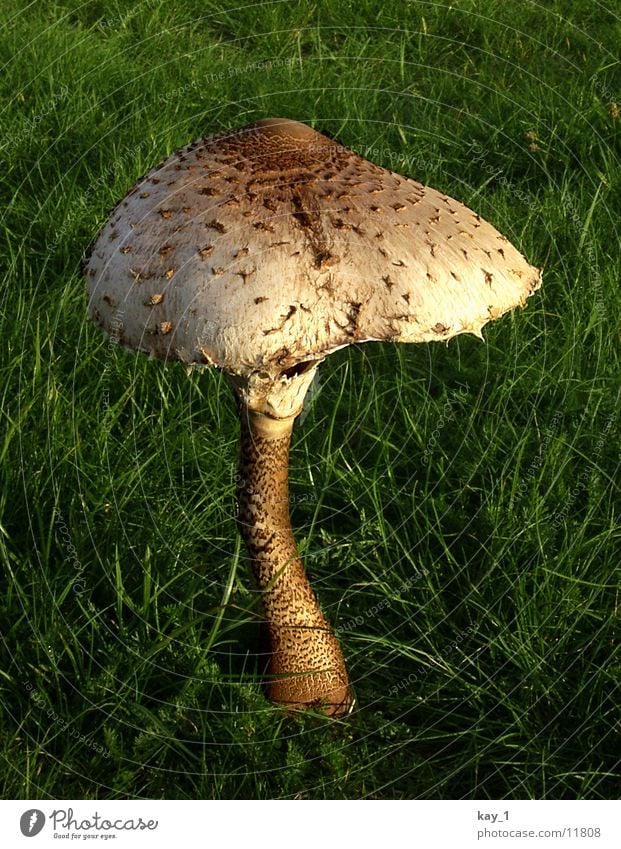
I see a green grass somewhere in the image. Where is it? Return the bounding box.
[1,0,619,799]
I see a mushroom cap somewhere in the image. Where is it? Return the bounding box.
[86,117,541,417]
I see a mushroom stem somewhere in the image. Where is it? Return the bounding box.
[237,406,351,715]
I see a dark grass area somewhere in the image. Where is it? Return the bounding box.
[0,0,619,798]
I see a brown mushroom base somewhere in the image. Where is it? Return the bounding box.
[237,408,351,716]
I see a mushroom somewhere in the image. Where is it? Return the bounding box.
[85,117,541,716]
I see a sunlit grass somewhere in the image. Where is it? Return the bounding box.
[0,0,619,799]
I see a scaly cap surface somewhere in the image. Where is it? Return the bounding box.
[86,117,541,417]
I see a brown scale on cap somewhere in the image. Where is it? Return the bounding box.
[85,117,541,715]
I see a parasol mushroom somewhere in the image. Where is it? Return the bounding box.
[85,117,541,716]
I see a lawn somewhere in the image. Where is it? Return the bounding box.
[0,0,619,799]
